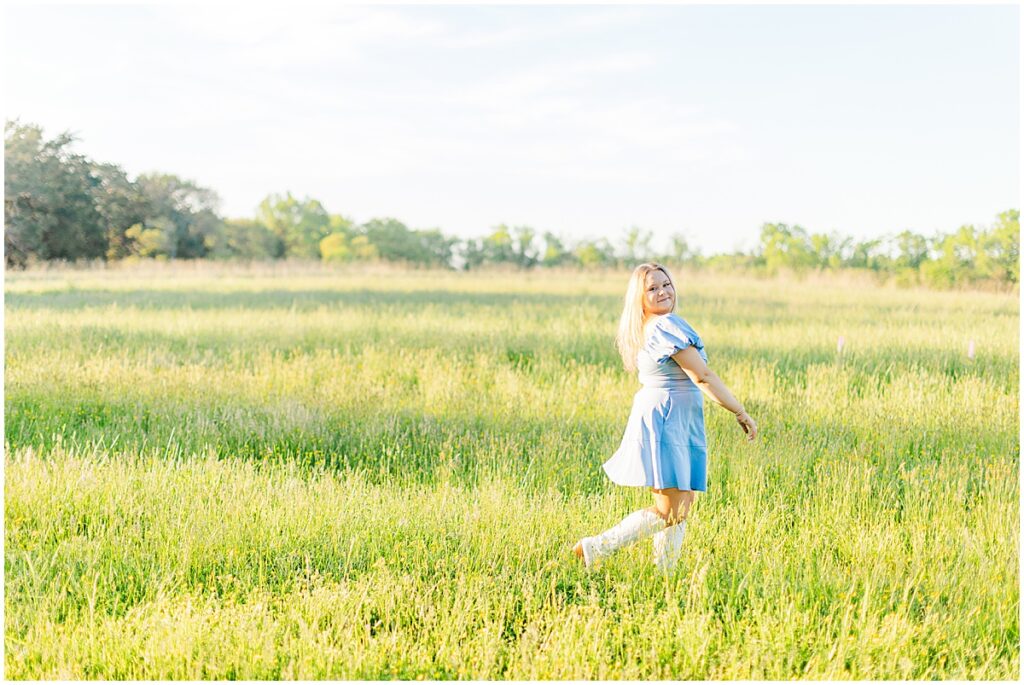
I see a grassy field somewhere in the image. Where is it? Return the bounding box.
[3,261,1019,679]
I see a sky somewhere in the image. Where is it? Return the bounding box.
[4,1,1020,255]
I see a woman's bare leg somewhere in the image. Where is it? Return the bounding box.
[650,487,695,524]
[650,488,695,572]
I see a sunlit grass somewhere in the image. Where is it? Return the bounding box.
[4,262,1019,678]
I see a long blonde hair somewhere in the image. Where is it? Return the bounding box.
[615,262,676,372]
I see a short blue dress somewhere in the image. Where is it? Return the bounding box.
[602,312,709,491]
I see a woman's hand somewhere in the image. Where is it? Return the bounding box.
[735,410,758,441]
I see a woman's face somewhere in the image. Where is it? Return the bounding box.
[643,269,675,316]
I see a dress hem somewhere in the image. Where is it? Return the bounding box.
[602,465,708,491]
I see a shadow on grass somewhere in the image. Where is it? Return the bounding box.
[4,287,626,312]
[6,384,1015,497]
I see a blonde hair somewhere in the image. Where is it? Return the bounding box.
[615,262,676,372]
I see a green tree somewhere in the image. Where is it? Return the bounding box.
[574,238,616,267]
[89,162,147,260]
[844,238,886,271]
[483,224,516,264]
[511,225,539,268]
[458,237,487,270]
[981,210,1019,283]
[621,225,654,264]
[361,217,431,265]
[540,231,570,267]
[809,232,848,270]
[892,230,930,269]
[759,223,818,273]
[349,235,379,260]
[319,232,352,263]
[919,226,976,288]
[704,251,759,272]
[664,232,700,266]
[416,228,458,268]
[309,214,358,264]
[124,220,173,258]
[256,192,331,259]
[135,173,222,259]
[207,218,281,259]
[4,121,107,266]
[329,213,354,237]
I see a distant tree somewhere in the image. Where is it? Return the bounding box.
[4,121,107,266]
[352,218,451,266]
[663,232,700,266]
[540,231,571,267]
[360,217,409,262]
[307,210,364,262]
[982,209,1019,283]
[458,237,487,270]
[949,226,979,278]
[919,221,1018,287]
[329,213,355,238]
[759,223,818,272]
[124,219,173,258]
[256,192,331,258]
[892,230,930,270]
[207,218,281,259]
[133,173,222,259]
[483,224,516,264]
[319,232,352,263]
[416,227,458,268]
[510,225,540,268]
[809,232,848,269]
[920,227,974,288]
[573,238,616,267]
[704,251,759,271]
[349,235,379,260]
[620,225,654,264]
[844,237,887,271]
[89,162,147,260]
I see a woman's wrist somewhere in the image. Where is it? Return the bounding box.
[733,407,747,416]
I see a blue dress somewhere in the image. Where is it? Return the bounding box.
[602,313,709,491]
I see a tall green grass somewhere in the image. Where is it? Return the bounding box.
[4,263,1019,678]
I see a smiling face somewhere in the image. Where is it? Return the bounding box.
[642,269,675,317]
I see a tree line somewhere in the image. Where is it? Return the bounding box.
[5,120,1018,288]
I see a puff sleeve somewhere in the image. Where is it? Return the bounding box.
[643,313,707,365]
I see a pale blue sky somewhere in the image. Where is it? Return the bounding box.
[4,2,1020,254]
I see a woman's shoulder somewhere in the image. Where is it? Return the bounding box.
[641,311,705,364]
[649,312,690,331]
[646,312,702,344]
[643,313,672,336]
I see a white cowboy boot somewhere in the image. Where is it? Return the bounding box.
[577,509,665,569]
[652,521,686,573]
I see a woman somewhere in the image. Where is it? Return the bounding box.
[573,262,758,572]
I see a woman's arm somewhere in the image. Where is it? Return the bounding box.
[671,346,758,440]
